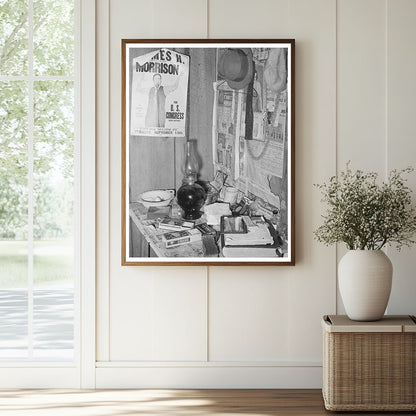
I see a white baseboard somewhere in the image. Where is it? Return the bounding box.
[0,367,79,388]
[95,365,323,389]
[0,364,323,389]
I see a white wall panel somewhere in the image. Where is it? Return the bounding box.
[209,0,290,37]
[386,0,416,315]
[151,271,207,361]
[110,269,207,361]
[109,0,207,39]
[209,268,290,361]
[286,0,337,361]
[336,0,387,313]
[337,0,387,172]
[104,0,209,362]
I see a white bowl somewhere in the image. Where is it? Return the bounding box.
[138,189,174,208]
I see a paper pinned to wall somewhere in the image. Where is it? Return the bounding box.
[130,48,189,137]
[212,47,289,211]
[212,81,240,179]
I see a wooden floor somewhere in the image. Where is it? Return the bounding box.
[0,389,413,415]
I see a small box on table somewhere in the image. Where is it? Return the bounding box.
[161,229,201,248]
[322,315,416,412]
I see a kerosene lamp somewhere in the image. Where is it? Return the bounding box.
[176,140,206,219]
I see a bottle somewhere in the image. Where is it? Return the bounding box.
[170,198,183,219]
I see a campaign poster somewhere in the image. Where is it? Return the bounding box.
[130,48,189,137]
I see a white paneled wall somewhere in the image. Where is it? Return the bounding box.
[95,0,416,388]
[336,0,388,312]
[110,268,207,361]
[337,0,387,173]
[386,0,416,314]
[208,268,290,362]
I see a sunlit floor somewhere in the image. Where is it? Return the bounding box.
[0,389,413,416]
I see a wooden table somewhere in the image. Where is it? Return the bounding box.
[129,201,286,259]
[130,202,207,258]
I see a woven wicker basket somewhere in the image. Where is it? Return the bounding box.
[322,315,416,411]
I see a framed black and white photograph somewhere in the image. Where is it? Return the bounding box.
[122,39,295,265]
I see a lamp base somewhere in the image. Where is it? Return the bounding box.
[177,182,206,220]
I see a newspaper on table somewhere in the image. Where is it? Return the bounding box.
[130,48,189,137]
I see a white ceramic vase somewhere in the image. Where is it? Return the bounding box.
[338,250,393,321]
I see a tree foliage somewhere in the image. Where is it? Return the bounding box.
[33,0,74,76]
[0,0,74,240]
[0,0,28,75]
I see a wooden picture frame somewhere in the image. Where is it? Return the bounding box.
[122,39,295,265]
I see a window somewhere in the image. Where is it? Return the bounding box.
[0,0,77,361]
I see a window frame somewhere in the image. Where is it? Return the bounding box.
[0,0,96,388]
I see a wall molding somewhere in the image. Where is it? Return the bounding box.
[96,360,321,368]
[96,0,111,363]
[0,368,80,389]
[80,0,96,389]
[96,365,322,389]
